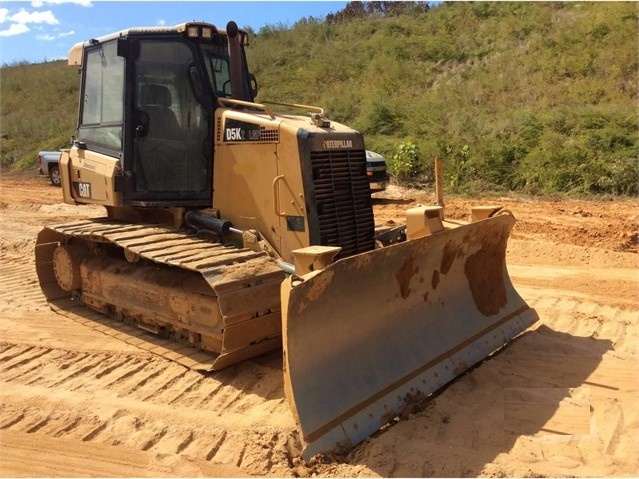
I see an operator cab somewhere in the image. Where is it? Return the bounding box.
[70,22,256,207]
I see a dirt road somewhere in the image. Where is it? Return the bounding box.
[1,171,637,477]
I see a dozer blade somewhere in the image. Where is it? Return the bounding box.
[281,213,538,459]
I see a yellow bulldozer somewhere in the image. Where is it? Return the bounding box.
[35,21,538,459]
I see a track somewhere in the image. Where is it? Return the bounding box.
[36,219,284,370]
[1,173,637,477]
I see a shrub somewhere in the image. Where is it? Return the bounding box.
[390,141,422,182]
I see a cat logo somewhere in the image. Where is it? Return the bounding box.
[323,139,353,149]
[73,182,92,199]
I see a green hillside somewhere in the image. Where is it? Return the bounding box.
[1,1,637,195]
[1,60,79,168]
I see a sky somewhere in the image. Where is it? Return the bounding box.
[0,0,349,65]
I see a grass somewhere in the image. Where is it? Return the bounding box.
[1,2,637,195]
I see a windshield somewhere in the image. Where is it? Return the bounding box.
[199,41,252,101]
[200,43,233,98]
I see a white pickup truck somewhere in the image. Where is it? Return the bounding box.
[37,151,62,186]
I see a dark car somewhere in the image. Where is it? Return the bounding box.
[366,150,390,191]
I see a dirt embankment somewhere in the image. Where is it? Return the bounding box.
[1,171,637,477]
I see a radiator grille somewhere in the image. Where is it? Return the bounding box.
[310,149,375,258]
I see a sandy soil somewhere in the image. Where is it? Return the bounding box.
[1,171,637,478]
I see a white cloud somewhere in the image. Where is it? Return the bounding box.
[31,1,92,7]
[10,9,59,25]
[59,29,74,37]
[0,6,60,39]
[157,19,166,26]
[0,23,30,37]
[36,33,55,41]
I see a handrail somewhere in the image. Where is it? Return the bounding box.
[261,100,324,116]
[217,98,327,121]
[216,98,275,119]
[272,175,286,218]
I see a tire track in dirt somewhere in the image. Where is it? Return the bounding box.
[0,209,294,474]
[0,343,287,412]
[522,289,638,353]
[511,260,638,356]
[0,259,48,313]
[0,339,297,475]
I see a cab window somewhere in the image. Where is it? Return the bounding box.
[79,40,124,154]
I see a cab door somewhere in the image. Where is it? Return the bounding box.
[120,38,213,206]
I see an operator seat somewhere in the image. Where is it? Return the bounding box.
[139,84,181,139]
[136,84,185,191]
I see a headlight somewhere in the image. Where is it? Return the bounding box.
[202,26,213,39]
[187,25,199,38]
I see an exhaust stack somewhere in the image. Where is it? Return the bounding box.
[226,21,244,100]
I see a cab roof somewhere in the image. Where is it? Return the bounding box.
[68,21,249,66]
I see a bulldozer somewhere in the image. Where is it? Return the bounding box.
[35,21,538,459]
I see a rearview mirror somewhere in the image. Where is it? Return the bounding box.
[249,73,258,99]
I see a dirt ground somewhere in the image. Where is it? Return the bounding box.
[1,170,637,478]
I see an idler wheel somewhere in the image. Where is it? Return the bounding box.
[53,244,86,291]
